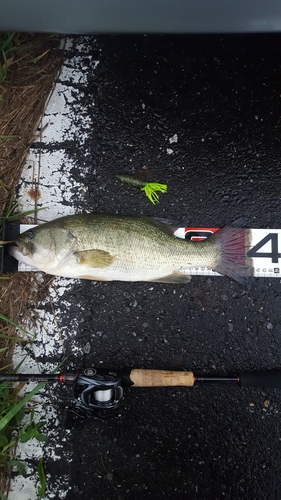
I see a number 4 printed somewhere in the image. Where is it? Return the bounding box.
[247,233,281,263]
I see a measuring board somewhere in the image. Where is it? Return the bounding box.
[1,222,281,279]
[174,227,281,279]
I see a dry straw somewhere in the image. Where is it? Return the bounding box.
[0,32,64,496]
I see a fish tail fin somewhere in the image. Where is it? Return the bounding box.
[211,218,253,285]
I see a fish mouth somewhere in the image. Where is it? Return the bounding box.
[8,241,33,264]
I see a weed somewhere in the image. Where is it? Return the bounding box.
[0,136,19,140]
[37,457,46,498]
[0,314,46,495]
[0,375,47,472]
[0,375,47,494]
[0,380,45,433]
[4,198,46,222]
[0,313,33,339]
[0,32,59,89]
[0,32,16,84]
[19,408,47,443]
[0,31,62,496]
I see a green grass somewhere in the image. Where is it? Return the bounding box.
[4,197,46,222]
[0,136,19,140]
[0,32,16,84]
[0,32,55,88]
[0,196,46,243]
[37,457,46,498]
[0,313,34,339]
[0,317,47,497]
[0,381,47,473]
[0,190,49,495]
[0,31,62,497]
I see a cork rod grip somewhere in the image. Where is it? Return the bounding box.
[129,369,195,387]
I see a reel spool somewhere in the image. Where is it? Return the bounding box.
[74,368,124,411]
[62,368,126,429]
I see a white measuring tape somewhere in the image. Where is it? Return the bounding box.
[18,225,281,278]
[174,227,281,278]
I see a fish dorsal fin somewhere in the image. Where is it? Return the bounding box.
[145,217,182,236]
[75,249,114,268]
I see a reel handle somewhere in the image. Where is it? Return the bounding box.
[129,369,195,387]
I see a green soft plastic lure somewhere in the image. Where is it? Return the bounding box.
[117,174,167,204]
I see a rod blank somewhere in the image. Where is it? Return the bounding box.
[1,370,281,389]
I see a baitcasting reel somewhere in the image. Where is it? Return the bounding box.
[61,367,133,429]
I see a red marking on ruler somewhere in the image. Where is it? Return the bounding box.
[184,228,219,241]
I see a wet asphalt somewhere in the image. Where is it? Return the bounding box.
[37,34,281,499]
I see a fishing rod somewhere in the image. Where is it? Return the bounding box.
[2,367,281,388]
[1,367,281,428]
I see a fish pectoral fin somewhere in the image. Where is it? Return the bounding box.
[74,249,114,268]
[149,272,192,284]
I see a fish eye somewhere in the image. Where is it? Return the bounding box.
[27,231,34,239]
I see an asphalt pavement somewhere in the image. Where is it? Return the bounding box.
[30,34,281,500]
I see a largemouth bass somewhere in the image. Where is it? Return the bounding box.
[9,214,253,284]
